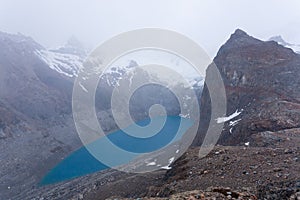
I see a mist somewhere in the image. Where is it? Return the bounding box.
[0,0,300,57]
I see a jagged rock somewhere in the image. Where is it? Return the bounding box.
[194,29,300,146]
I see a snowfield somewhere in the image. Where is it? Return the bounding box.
[35,49,84,77]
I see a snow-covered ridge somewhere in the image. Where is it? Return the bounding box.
[288,44,300,54]
[35,49,84,77]
[35,36,87,77]
[36,48,205,91]
[269,35,300,54]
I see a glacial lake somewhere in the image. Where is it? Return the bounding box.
[40,116,193,185]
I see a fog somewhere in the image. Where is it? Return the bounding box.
[0,0,300,57]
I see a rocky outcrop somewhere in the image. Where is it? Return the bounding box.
[194,29,300,146]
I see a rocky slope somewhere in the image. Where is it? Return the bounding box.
[0,32,81,200]
[9,29,298,200]
[0,31,203,199]
[1,29,300,199]
[23,128,300,200]
[194,29,300,146]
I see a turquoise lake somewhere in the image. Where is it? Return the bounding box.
[40,116,193,185]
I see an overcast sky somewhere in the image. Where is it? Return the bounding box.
[0,0,300,57]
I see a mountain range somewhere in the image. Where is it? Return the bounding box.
[0,29,299,199]
[0,31,203,199]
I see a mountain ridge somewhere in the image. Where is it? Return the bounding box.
[0,29,300,199]
[194,28,300,146]
[269,35,300,54]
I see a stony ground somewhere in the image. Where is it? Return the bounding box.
[94,129,299,200]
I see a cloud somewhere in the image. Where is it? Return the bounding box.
[0,0,299,57]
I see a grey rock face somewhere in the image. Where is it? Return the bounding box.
[194,29,300,146]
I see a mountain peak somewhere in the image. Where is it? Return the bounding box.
[232,29,249,37]
[50,36,87,57]
[215,29,262,57]
[227,29,261,45]
[66,35,84,50]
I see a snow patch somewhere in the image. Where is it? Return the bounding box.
[161,157,175,170]
[79,82,88,93]
[216,109,242,123]
[169,157,175,164]
[161,166,172,170]
[183,95,191,100]
[179,113,190,118]
[146,161,156,166]
[35,49,83,77]
[229,119,241,127]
